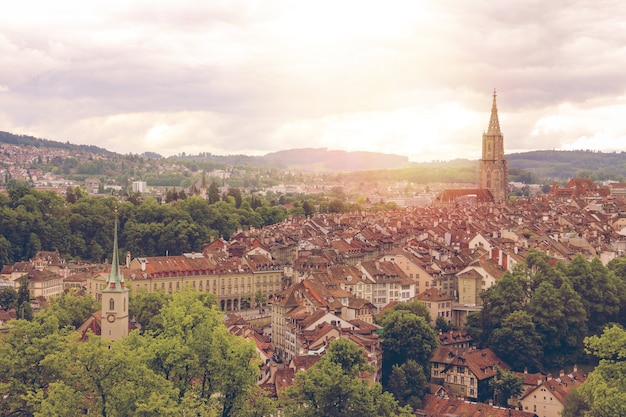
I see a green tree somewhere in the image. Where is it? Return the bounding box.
[282,339,412,417]
[0,316,71,416]
[563,325,626,416]
[208,180,220,204]
[0,286,17,311]
[488,310,543,372]
[489,365,523,407]
[43,333,181,417]
[466,271,526,346]
[377,299,431,325]
[129,289,171,334]
[36,289,99,329]
[254,289,267,308]
[302,200,314,217]
[323,338,371,376]
[379,310,438,387]
[567,255,620,332]
[386,359,427,409]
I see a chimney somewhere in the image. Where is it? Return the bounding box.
[126,251,131,268]
[141,259,146,272]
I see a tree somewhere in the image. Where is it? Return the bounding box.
[254,289,267,309]
[567,255,620,332]
[302,200,314,217]
[489,365,523,407]
[16,275,33,320]
[43,333,181,417]
[323,338,370,376]
[527,281,565,367]
[379,310,438,387]
[129,289,171,334]
[466,271,526,346]
[36,289,98,329]
[562,325,626,416]
[0,286,17,311]
[208,180,220,204]
[377,299,431,325]
[0,316,71,416]
[488,311,543,372]
[386,359,428,409]
[281,339,412,417]
[435,315,452,333]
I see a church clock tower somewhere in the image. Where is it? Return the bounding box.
[478,89,509,204]
[101,215,129,341]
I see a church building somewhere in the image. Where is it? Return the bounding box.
[477,89,509,204]
[434,90,509,207]
[100,216,129,341]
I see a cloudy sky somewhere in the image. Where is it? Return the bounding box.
[1,0,626,162]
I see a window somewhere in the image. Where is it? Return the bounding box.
[109,298,114,311]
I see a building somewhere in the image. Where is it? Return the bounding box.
[131,181,147,193]
[431,345,510,402]
[415,288,453,325]
[519,367,586,417]
[478,89,509,204]
[100,218,130,341]
[434,89,507,208]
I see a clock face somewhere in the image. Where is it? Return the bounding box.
[107,314,115,323]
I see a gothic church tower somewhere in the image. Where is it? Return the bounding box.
[478,89,508,203]
[101,215,129,341]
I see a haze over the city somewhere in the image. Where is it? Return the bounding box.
[2,0,626,162]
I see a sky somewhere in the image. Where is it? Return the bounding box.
[2,0,626,162]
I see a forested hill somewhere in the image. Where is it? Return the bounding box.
[507,150,626,181]
[0,131,117,157]
[264,148,410,171]
[2,130,625,179]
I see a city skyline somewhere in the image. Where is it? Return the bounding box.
[2,1,626,162]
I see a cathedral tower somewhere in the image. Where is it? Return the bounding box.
[478,89,508,203]
[101,215,129,341]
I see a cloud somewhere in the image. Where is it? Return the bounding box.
[2,0,626,162]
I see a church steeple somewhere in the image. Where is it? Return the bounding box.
[105,214,125,291]
[478,89,508,204]
[101,211,129,341]
[487,88,501,135]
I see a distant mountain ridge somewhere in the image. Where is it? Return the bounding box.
[264,148,410,171]
[1,130,625,179]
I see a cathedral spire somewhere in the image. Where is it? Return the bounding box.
[487,88,501,135]
[106,212,125,290]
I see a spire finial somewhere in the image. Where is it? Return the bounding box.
[487,88,501,135]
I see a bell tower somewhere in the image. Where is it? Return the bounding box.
[478,89,508,203]
[101,214,129,341]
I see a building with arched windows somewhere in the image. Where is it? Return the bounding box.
[477,89,509,204]
[434,90,509,207]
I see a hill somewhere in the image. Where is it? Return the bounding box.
[263,148,410,171]
[507,150,626,181]
[1,130,625,181]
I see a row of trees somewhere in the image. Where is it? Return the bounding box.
[466,250,626,372]
[0,288,423,417]
[0,179,403,270]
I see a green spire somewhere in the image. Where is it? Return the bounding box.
[105,212,125,291]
